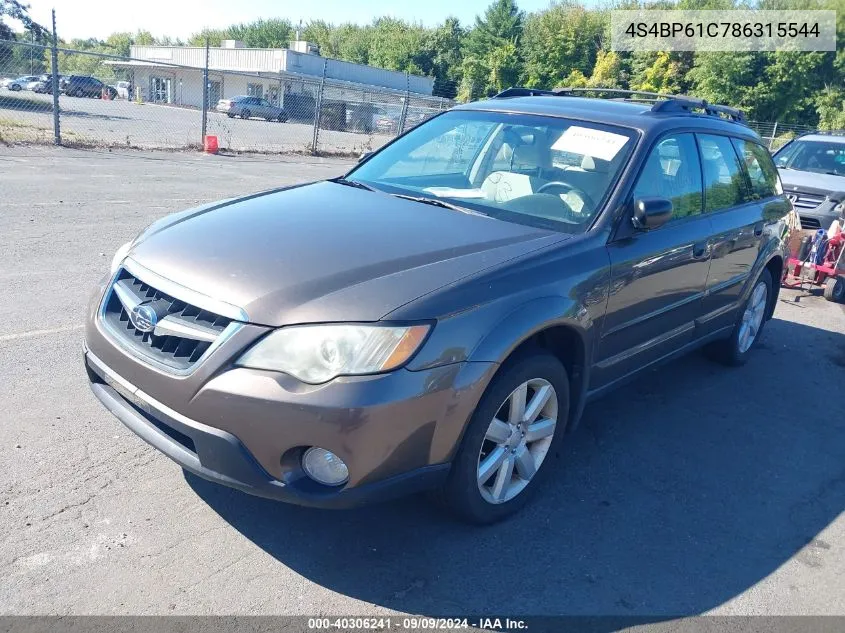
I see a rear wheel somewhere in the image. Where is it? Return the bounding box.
[707,268,772,366]
[277,113,286,122]
[437,351,569,524]
[240,109,251,120]
[823,276,845,303]
[226,112,235,118]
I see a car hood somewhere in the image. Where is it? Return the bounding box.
[779,169,845,195]
[127,181,564,326]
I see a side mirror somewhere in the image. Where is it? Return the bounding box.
[632,197,673,230]
[358,151,373,163]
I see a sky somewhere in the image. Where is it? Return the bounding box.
[20,0,561,41]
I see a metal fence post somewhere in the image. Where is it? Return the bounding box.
[397,71,410,136]
[201,38,209,145]
[311,58,327,155]
[50,9,61,146]
[769,121,779,149]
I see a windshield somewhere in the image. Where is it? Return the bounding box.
[346,110,636,233]
[774,139,845,176]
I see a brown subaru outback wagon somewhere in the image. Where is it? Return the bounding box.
[85,88,789,523]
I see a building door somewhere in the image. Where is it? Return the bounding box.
[150,77,172,103]
[268,85,279,106]
[208,80,221,106]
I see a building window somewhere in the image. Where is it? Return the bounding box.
[247,83,263,98]
[150,77,172,103]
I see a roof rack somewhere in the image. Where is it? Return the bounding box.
[492,86,747,123]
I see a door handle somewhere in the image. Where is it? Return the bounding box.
[753,223,764,237]
[692,241,709,259]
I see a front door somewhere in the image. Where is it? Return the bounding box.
[150,77,171,103]
[594,133,711,388]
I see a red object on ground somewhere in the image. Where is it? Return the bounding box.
[203,135,219,154]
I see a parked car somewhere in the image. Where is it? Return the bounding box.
[216,95,287,122]
[28,75,54,93]
[111,81,131,99]
[86,88,789,524]
[63,75,115,99]
[4,75,40,91]
[772,131,845,231]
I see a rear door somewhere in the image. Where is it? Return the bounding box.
[595,133,712,388]
[696,135,784,334]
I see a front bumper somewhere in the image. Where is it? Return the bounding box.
[85,347,468,507]
[84,265,497,507]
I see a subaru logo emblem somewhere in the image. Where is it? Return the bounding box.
[129,304,158,333]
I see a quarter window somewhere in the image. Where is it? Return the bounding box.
[632,133,703,220]
[697,134,747,212]
[732,138,780,200]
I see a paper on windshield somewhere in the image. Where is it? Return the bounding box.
[423,187,488,199]
[552,126,629,162]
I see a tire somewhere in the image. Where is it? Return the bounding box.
[277,113,286,123]
[437,350,570,524]
[823,276,845,303]
[227,113,235,118]
[707,268,773,366]
[10,84,21,91]
[74,88,84,98]
[241,109,251,120]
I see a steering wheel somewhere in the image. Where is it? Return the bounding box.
[535,181,597,213]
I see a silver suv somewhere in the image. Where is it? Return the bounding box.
[773,131,845,231]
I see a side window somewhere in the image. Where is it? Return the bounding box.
[633,133,703,220]
[697,134,747,212]
[732,138,780,200]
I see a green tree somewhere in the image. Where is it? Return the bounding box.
[457,56,489,102]
[487,41,520,92]
[464,0,524,59]
[426,17,465,97]
[588,50,624,88]
[632,51,682,93]
[816,86,845,129]
[522,2,604,88]
[0,0,48,41]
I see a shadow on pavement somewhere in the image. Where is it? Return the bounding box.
[186,315,845,619]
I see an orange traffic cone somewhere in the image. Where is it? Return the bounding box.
[203,135,219,154]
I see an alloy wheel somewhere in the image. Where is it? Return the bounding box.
[477,378,558,504]
[738,281,768,354]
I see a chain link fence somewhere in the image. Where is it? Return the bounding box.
[2,38,818,156]
[747,120,816,151]
[0,38,453,155]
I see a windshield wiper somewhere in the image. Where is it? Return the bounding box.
[331,177,377,192]
[391,193,489,217]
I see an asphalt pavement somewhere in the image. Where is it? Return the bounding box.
[1,146,844,617]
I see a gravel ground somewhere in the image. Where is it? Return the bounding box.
[1,146,844,618]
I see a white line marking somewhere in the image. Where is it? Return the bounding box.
[0,324,85,342]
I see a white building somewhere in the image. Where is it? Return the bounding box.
[107,40,434,109]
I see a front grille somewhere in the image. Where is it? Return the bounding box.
[102,269,232,371]
[800,216,822,230]
[791,192,826,210]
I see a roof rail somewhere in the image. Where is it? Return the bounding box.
[492,86,747,123]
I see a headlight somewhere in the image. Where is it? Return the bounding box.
[236,323,430,384]
[835,201,845,215]
[110,241,132,274]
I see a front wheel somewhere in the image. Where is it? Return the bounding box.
[437,351,569,524]
[240,109,251,120]
[707,268,772,366]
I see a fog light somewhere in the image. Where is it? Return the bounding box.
[302,447,349,486]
